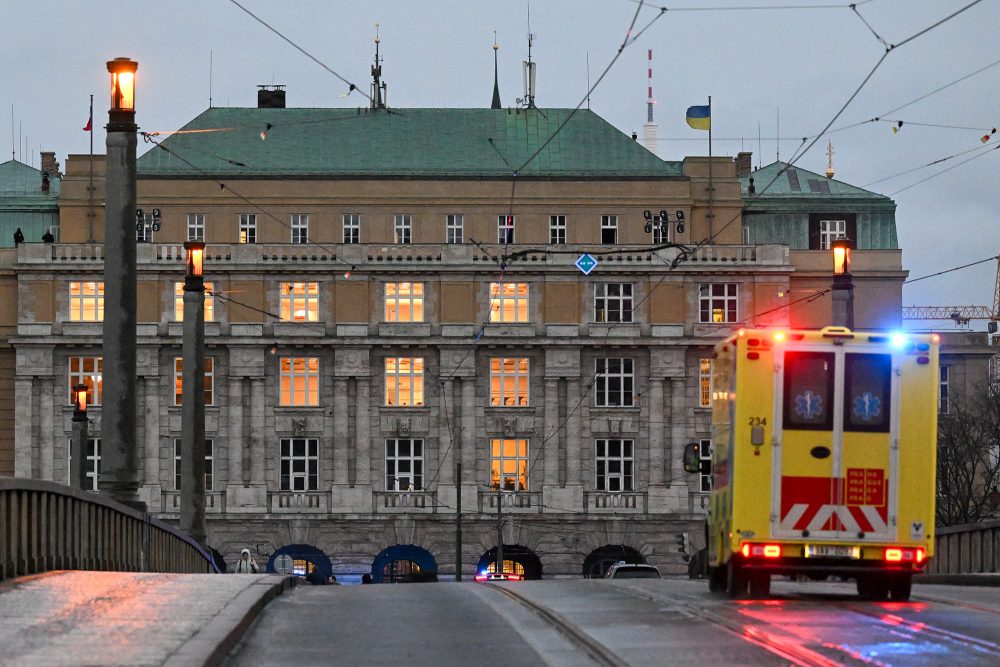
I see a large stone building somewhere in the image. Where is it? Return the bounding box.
[7,87,912,580]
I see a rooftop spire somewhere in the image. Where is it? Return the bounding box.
[826,140,835,178]
[370,23,387,110]
[491,33,502,110]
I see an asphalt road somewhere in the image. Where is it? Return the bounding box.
[226,578,1000,667]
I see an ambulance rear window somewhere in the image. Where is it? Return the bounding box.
[783,351,834,431]
[844,353,891,432]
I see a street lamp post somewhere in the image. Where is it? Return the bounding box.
[831,238,855,329]
[180,241,207,545]
[70,383,89,490]
[100,57,143,508]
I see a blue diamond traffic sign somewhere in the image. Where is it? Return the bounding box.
[575,253,598,275]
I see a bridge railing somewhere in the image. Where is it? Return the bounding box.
[0,477,218,581]
[927,519,1000,575]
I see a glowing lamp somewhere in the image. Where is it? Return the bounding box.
[73,383,88,413]
[107,57,138,112]
[773,331,786,343]
[831,238,852,276]
[184,241,205,278]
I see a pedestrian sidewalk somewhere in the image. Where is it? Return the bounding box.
[0,570,294,667]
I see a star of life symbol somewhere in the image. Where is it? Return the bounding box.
[794,390,823,420]
[853,392,881,421]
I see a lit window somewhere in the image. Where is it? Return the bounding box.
[239,214,257,244]
[819,219,847,250]
[446,214,464,244]
[384,357,424,407]
[69,282,104,322]
[490,438,528,491]
[173,438,214,491]
[394,214,412,244]
[594,283,633,323]
[498,215,515,244]
[343,214,361,244]
[549,215,566,244]
[487,560,525,575]
[186,213,205,242]
[174,282,215,322]
[291,214,309,244]
[67,438,101,491]
[174,356,215,406]
[489,283,529,323]
[699,283,738,323]
[490,357,530,406]
[596,439,633,492]
[280,282,320,322]
[699,439,713,492]
[385,439,423,491]
[384,282,424,322]
[601,215,618,244]
[279,357,320,406]
[595,358,634,407]
[699,358,713,408]
[280,438,319,491]
[939,366,950,415]
[69,356,102,406]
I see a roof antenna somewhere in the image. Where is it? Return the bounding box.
[209,50,214,109]
[586,52,591,109]
[641,49,658,156]
[520,1,537,109]
[491,32,502,110]
[371,23,387,110]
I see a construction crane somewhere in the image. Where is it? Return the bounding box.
[902,254,1000,380]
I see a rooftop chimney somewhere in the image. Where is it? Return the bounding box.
[735,151,752,178]
[40,151,61,178]
[257,85,286,109]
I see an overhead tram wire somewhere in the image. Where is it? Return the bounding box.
[890,143,1000,196]
[227,0,370,102]
[864,141,998,187]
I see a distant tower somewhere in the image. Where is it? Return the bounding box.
[370,23,387,110]
[826,140,836,178]
[521,32,537,109]
[491,34,502,110]
[641,49,658,156]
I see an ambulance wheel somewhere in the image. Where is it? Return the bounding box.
[726,560,749,598]
[748,573,771,598]
[857,575,889,601]
[888,575,912,601]
[708,566,726,593]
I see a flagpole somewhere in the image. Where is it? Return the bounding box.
[88,94,94,242]
[707,95,714,244]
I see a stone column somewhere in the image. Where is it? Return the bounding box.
[333,379,349,485]
[355,378,371,486]
[249,377,266,485]
[228,377,244,485]
[38,378,54,480]
[460,378,476,483]
[565,379,581,484]
[439,379,454,486]
[669,377,687,484]
[543,378,559,486]
[648,377,665,486]
[13,378,33,478]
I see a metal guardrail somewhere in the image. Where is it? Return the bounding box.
[928,519,1000,575]
[0,477,219,581]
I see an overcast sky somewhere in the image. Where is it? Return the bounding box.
[3,0,997,328]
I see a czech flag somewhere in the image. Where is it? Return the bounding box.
[685,105,711,131]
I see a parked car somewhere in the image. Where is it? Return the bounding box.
[604,562,661,579]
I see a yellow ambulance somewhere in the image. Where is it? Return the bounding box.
[685,326,938,600]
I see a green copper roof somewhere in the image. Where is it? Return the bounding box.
[0,160,61,199]
[137,107,683,179]
[741,161,890,201]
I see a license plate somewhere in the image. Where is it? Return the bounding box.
[805,545,859,559]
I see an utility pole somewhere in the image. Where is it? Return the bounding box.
[496,489,504,574]
[455,461,462,581]
[181,241,207,545]
[100,57,142,509]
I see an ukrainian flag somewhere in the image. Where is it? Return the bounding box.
[685,105,711,131]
